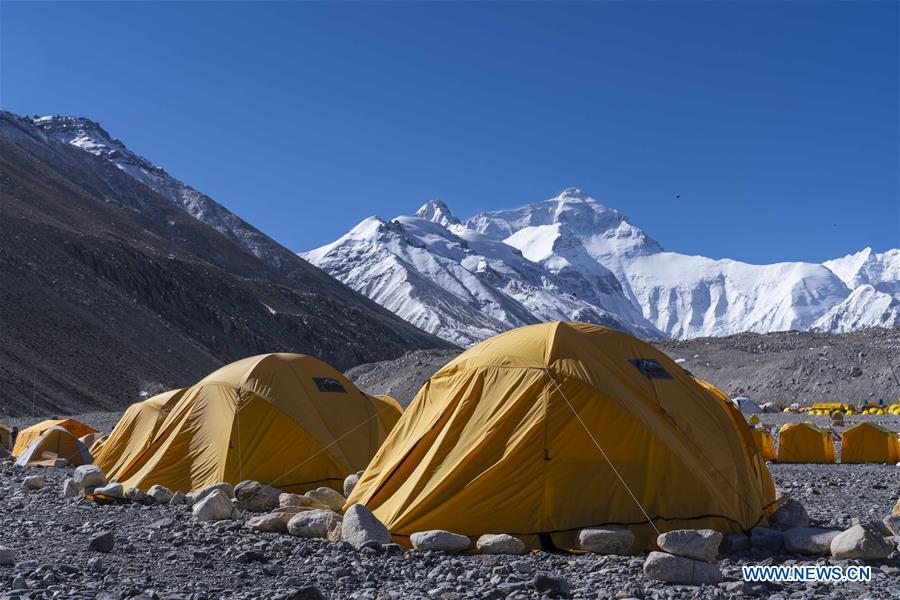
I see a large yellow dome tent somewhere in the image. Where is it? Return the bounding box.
[841,422,900,464]
[12,418,97,457]
[346,322,775,551]
[93,388,187,476]
[777,423,835,463]
[113,353,400,494]
[15,426,93,466]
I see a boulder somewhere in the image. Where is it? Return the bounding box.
[22,476,45,490]
[187,482,234,505]
[248,512,289,533]
[61,478,80,499]
[88,531,115,553]
[147,485,174,505]
[476,534,528,555]
[125,487,146,503]
[192,490,239,522]
[53,458,68,468]
[769,497,809,531]
[883,516,900,537]
[286,509,342,539]
[643,551,723,585]
[830,523,895,560]
[304,487,346,512]
[657,529,722,562]
[94,483,125,499]
[410,530,471,553]
[750,527,783,552]
[783,528,841,555]
[578,528,634,555]
[279,493,329,510]
[532,572,571,596]
[234,480,281,512]
[341,504,390,548]
[169,491,186,506]
[343,471,364,498]
[892,497,900,517]
[719,533,750,554]
[0,546,15,566]
[73,465,106,490]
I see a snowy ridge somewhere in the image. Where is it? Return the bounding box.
[307,189,899,344]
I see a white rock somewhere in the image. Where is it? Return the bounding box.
[94,483,125,499]
[22,475,45,490]
[169,491,186,506]
[476,534,528,555]
[410,530,471,553]
[0,546,15,566]
[578,528,635,555]
[643,551,723,585]
[192,490,238,522]
[783,528,841,555]
[304,487,346,512]
[147,485,174,505]
[187,482,234,505]
[286,509,342,539]
[657,529,722,562]
[830,523,894,560]
[883,515,900,537]
[343,471,363,498]
[73,465,106,490]
[341,504,390,548]
[61,478,80,498]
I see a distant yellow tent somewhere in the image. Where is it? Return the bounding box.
[777,423,835,463]
[0,421,11,450]
[15,426,93,466]
[347,322,775,551]
[93,388,187,476]
[12,418,97,457]
[114,353,399,494]
[751,428,777,461]
[841,422,900,464]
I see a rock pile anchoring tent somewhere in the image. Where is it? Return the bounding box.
[12,418,97,457]
[112,353,400,494]
[15,426,93,466]
[841,422,900,464]
[347,322,776,551]
[777,423,835,464]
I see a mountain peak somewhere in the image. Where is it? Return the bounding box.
[416,199,460,227]
[557,187,590,200]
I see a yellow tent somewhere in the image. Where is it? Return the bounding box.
[751,428,777,461]
[346,322,775,551]
[0,421,11,450]
[114,353,399,494]
[372,395,403,432]
[15,426,93,466]
[12,418,97,457]
[841,422,900,464]
[93,388,187,476]
[777,423,835,463]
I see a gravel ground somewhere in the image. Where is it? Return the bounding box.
[1,412,898,599]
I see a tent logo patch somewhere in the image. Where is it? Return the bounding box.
[313,377,347,393]
[629,358,672,380]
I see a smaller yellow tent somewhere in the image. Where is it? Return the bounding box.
[751,428,777,461]
[92,389,186,476]
[15,426,93,466]
[777,423,835,463]
[12,419,97,457]
[0,422,11,450]
[841,422,900,464]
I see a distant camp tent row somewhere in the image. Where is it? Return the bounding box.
[4,322,898,552]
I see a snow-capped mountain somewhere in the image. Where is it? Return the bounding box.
[307,188,899,344]
[303,201,659,345]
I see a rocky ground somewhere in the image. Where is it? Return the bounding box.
[1,421,898,599]
[344,328,900,408]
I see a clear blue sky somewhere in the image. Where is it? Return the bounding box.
[2,1,897,263]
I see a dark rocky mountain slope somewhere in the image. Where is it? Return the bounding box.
[0,112,451,417]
